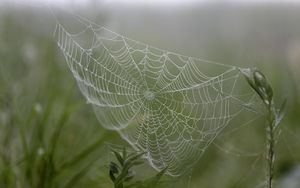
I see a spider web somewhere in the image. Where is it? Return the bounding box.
[54,16,261,176]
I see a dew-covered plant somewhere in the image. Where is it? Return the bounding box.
[109,147,167,188]
[241,68,286,188]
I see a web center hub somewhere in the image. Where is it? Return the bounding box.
[143,90,155,100]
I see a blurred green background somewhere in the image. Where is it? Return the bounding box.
[0,1,300,188]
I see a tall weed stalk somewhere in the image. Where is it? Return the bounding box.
[241,68,286,188]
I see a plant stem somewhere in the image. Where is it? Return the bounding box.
[266,105,275,188]
[240,68,285,188]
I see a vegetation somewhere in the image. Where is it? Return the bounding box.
[241,68,286,188]
[109,147,167,188]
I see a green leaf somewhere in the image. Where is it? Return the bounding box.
[253,70,267,89]
[109,162,119,182]
[239,68,256,89]
[123,152,146,171]
[110,162,120,174]
[126,152,146,164]
[239,68,263,99]
[253,70,273,103]
[122,147,127,159]
[266,84,273,102]
[112,149,124,166]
